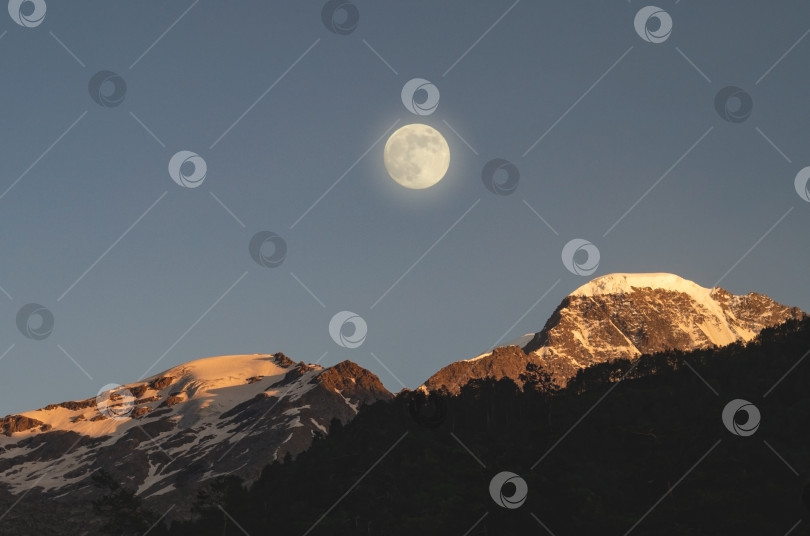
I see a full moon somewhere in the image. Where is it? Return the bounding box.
[383,123,450,189]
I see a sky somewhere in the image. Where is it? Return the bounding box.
[1,0,809,414]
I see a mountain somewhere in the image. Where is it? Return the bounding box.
[1,272,806,534]
[424,273,804,393]
[161,316,810,536]
[0,353,391,528]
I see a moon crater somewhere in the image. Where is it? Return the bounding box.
[384,124,450,189]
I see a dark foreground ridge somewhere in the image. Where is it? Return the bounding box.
[13,316,802,536]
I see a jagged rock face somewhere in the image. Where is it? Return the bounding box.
[426,273,805,392]
[423,346,537,394]
[0,353,392,523]
[315,360,393,406]
[524,286,803,384]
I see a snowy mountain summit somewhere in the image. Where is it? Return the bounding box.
[0,353,391,522]
[425,273,804,393]
[570,272,716,298]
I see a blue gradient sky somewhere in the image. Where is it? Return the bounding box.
[1,1,809,414]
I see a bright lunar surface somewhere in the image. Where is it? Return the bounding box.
[383,123,450,189]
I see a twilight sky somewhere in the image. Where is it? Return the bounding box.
[1,0,809,414]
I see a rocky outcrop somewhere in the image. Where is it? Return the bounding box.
[130,384,149,398]
[43,399,96,412]
[148,376,174,390]
[424,346,536,394]
[0,415,50,436]
[159,394,183,407]
[315,360,394,405]
[131,406,151,418]
[272,352,295,367]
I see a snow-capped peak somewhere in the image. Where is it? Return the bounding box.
[571,273,713,299]
[425,272,804,394]
[143,353,297,392]
[0,351,392,511]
